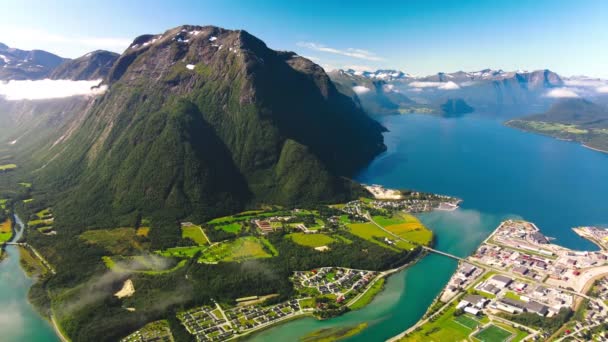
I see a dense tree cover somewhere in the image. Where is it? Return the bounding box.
[500,307,572,333]
[46,229,418,342]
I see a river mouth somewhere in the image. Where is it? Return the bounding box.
[0,216,59,342]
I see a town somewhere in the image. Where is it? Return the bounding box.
[396,219,608,342]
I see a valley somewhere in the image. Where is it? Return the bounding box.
[0,6,607,341]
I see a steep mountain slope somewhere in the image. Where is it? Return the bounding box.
[37,25,386,227]
[0,42,68,80]
[506,98,608,151]
[50,50,120,80]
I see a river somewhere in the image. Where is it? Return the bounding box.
[0,215,59,342]
[247,112,608,341]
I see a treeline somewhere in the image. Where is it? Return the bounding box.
[52,230,418,342]
[500,307,572,333]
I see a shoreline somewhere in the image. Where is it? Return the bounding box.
[234,249,428,341]
[389,219,608,341]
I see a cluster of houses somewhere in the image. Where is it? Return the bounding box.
[120,324,173,342]
[225,300,300,332]
[442,263,483,301]
[178,306,233,341]
[294,267,377,297]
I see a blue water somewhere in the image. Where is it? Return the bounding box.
[358,113,608,250]
[249,112,608,341]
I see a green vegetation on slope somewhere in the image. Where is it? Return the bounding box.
[506,98,608,152]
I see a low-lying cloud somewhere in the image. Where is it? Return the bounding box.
[0,79,107,100]
[545,88,579,98]
[352,85,372,94]
[408,81,460,90]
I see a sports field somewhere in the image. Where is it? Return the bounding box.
[473,324,513,342]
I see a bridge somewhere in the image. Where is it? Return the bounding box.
[364,213,465,262]
[422,246,465,261]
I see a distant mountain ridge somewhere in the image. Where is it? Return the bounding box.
[0,42,120,81]
[0,43,68,80]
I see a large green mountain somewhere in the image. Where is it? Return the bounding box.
[35,25,386,227]
[506,98,608,151]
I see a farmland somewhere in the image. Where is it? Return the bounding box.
[181,224,209,245]
[0,218,12,242]
[346,222,414,251]
[198,236,277,263]
[287,232,336,248]
[0,164,17,171]
[80,227,149,254]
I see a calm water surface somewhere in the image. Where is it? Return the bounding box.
[0,216,59,342]
[248,112,608,341]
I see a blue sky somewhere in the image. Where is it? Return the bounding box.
[1,0,606,77]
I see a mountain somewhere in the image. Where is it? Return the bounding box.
[0,42,68,80]
[506,98,608,152]
[339,68,412,81]
[328,69,416,115]
[34,25,386,228]
[50,50,120,80]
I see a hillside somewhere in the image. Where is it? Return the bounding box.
[506,98,608,152]
[50,50,120,80]
[33,25,386,229]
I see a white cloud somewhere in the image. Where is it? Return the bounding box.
[0,79,107,100]
[296,42,384,61]
[408,81,460,90]
[545,88,579,98]
[352,86,371,95]
[0,27,131,57]
[564,78,606,87]
[439,81,460,90]
[597,86,608,93]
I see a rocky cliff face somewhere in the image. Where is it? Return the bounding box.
[35,25,386,226]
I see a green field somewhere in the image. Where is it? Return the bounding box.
[215,222,242,233]
[207,210,283,224]
[0,218,12,242]
[80,227,148,254]
[346,222,413,251]
[195,236,277,263]
[158,245,208,258]
[18,182,32,188]
[182,225,208,245]
[405,305,476,341]
[349,278,384,310]
[454,314,480,329]
[0,164,17,171]
[525,121,588,134]
[288,232,336,248]
[374,213,433,246]
[0,199,7,209]
[473,324,513,342]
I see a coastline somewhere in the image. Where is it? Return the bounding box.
[237,248,428,341]
[504,121,608,155]
[389,219,608,341]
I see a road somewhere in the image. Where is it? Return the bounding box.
[364,213,464,261]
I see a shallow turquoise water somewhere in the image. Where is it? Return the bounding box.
[248,113,608,341]
[0,216,59,342]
